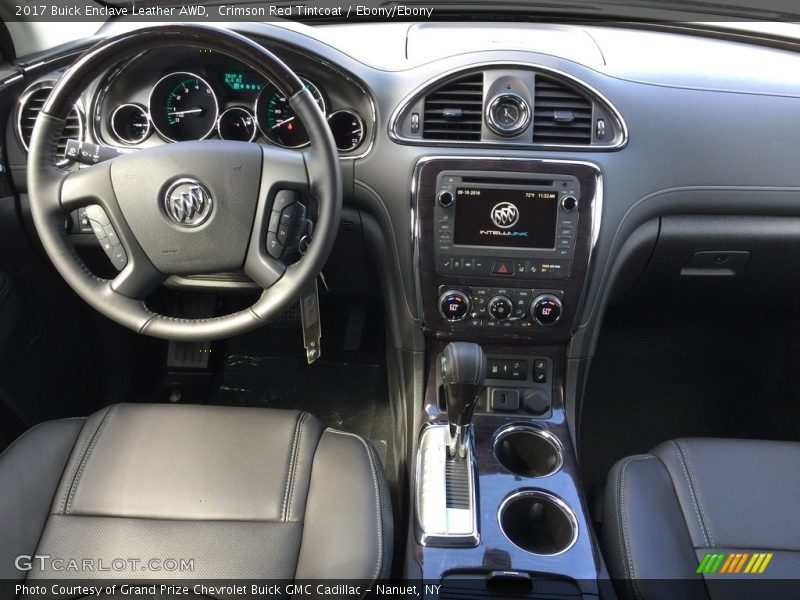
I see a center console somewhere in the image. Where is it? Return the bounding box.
[410,158,605,598]
[414,157,600,342]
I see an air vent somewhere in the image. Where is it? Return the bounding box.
[423,73,483,141]
[17,83,83,166]
[532,75,593,145]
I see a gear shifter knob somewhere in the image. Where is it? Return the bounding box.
[440,342,487,459]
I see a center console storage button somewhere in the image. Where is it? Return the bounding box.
[491,388,520,411]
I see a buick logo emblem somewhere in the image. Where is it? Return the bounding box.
[164,179,213,227]
[490,202,519,229]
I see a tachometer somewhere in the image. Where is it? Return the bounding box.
[110,103,150,145]
[255,78,325,148]
[149,72,218,142]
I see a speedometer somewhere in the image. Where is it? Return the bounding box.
[255,78,326,148]
[149,72,219,142]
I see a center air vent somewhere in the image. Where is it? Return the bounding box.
[423,73,484,141]
[17,82,83,166]
[532,75,593,145]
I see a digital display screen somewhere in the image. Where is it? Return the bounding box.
[453,187,558,249]
[223,72,263,92]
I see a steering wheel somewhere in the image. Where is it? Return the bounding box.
[27,25,341,341]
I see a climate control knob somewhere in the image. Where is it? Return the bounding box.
[530,294,563,326]
[438,290,471,322]
[487,295,514,320]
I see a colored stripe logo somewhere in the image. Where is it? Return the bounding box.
[697,552,773,574]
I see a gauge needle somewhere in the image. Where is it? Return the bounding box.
[272,116,295,129]
[168,108,203,116]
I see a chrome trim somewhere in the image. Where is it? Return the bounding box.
[255,76,326,149]
[87,40,376,159]
[437,289,471,322]
[415,424,480,547]
[498,490,579,556]
[486,295,513,320]
[411,156,603,332]
[148,71,219,143]
[109,103,150,145]
[15,80,85,168]
[390,62,628,151]
[89,53,145,147]
[493,424,564,477]
[530,293,563,326]
[485,92,530,137]
[217,106,257,142]
[326,109,365,152]
[162,178,214,228]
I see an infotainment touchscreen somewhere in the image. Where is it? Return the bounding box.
[452,187,558,249]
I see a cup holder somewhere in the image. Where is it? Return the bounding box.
[493,425,563,478]
[499,490,578,555]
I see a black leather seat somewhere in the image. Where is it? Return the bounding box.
[0,403,392,581]
[602,438,800,599]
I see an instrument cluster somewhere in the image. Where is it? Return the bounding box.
[92,47,370,154]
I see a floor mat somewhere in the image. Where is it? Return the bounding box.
[206,296,394,470]
[212,353,388,444]
[579,306,800,497]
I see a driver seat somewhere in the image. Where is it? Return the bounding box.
[0,403,392,580]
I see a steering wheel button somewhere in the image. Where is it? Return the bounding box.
[272,190,296,212]
[103,225,121,246]
[89,220,106,239]
[266,232,283,258]
[85,205,110,226]
[277,224,290,245]
[268,210,280,234]
[279,205,296,225]
[110,246,127,270]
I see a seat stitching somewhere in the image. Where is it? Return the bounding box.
[286,412,310,522]
[674,439,715,547]
[281,412,304,522]
[619,455,656,600]
[670,440,712,547]
[0,417,85,463]
[328,429,384,585]
[57,407,115,514]
[64,405,118,515]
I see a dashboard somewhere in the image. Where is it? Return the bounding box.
[6,20,800,358]
[92,45,373,154]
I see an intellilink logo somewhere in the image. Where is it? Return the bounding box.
[481,202,528,237]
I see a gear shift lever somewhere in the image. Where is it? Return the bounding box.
[440,342,487,459]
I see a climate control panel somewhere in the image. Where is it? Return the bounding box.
[438,286,563,329]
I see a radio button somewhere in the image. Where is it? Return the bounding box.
[561,196,578,212]
[491,261,514,276]
[557,238,572,249]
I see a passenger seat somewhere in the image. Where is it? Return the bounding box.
[601,438,800,599]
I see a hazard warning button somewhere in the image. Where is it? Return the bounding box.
[491,261,514,276]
